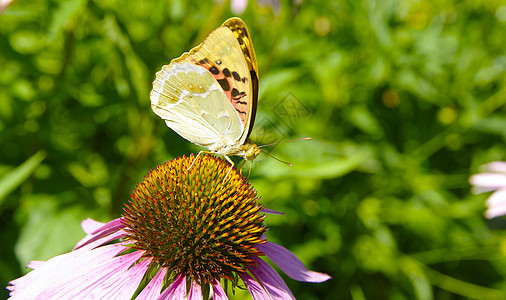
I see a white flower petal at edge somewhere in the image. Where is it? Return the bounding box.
[470,161,506,218]
[486,161,506,173]
[257,242,331,282]
[485,190,506,219]
[470,173,506,193]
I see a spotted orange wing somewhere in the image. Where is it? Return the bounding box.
[169,17,259,145]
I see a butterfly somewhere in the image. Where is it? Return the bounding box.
[150,17,260,171]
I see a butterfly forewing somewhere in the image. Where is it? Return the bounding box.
[222,18,259,140]
[171,18,258,145]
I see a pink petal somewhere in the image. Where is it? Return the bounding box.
[81,218,106,234]
[40,248,145,299]
[159,274,186,299]
[188,280,202,300]
[256,242,331,283]
[136,267,168,299]
[470,173,506,193]
[8,243,131,298]
[212,279,229,300]
[247,256,295,299]
[26,260,45,270]
[74,218,126,250]
[85,256,151,299]
[239,272,271,300]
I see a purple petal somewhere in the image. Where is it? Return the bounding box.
[256,242,331,283]
[159,274,186,299]
[263,208,285,215]
[238,272,271,300]
[188,280,202,300]
[247,256,295,299]
[470,173,506,193]
[212,279,228,300]
[135,267,168,299]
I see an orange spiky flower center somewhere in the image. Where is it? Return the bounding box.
[121,155,266,284]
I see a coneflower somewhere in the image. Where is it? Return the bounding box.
[7,155,330,299]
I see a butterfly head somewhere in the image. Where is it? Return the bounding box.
[239,139,261,161]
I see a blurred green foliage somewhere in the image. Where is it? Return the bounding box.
[1,0,506,299]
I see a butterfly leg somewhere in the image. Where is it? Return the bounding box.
[238,159,247,175]
[223,155,236,182]
[247,160,253,179]
[188,150,214,171]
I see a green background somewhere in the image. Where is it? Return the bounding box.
[1,0,506,299]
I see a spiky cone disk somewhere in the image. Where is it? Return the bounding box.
[122,154,267,285]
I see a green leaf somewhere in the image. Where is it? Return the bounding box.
[0,150,46,206]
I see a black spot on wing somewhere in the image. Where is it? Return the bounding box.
[217,78,230,91]
[198,58,210,65]
[209,66,219,75]
[231,88,239,98]
[232,88,246,100]
[222,68,231,77]
[232,71,241,81]
[216,60,222,65]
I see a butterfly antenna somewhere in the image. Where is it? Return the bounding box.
[260,149,293,167]
[258,137,311,148]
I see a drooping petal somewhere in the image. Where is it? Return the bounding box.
[212,279,229,300]
[256,242,331,283]
[188,280,202,300]
[263,208,285,215]
[247,256,295,300]
[136,267,168,300]
[238,272,271,300]
[159,274,186,299]
[469,173,506,193]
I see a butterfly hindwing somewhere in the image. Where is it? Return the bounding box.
[151,62,243,149]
